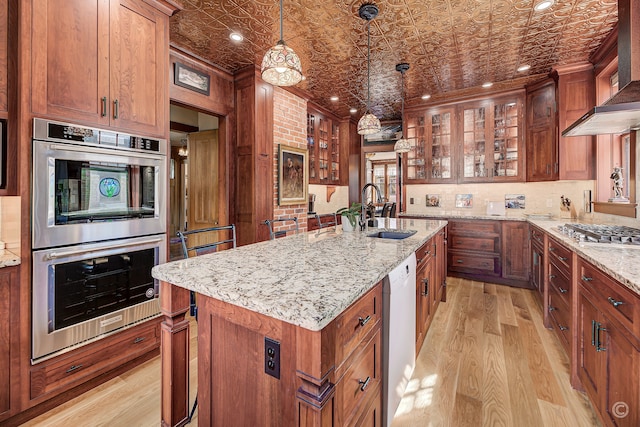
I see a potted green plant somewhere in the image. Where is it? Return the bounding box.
[336,202,362,232]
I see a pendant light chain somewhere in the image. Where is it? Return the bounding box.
[279,0,284,42]
[367,20,371,112]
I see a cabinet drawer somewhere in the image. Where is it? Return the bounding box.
[449,235,499,253]
[416,239,434,269]
[548,290,571,352]
[335,284,382,366]
[30,320,160,399]
[548,238,572,272]
[448,251,499,276]
[449,220,500,236]
[549,262,571,307]
[579,259,639,335]
[336,329,381,427]
[530,226,545,246]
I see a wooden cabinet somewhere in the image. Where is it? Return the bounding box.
[447,219,530,288]
[0,0,8,115]
[307,106,344,185]
[405,107,455,183]
[460,96,524,182]
[29,318,160,401]
[578,258,640,427]
[404,93,524,183]
[415,239,435,353]
[181,281,382,427]
[546,236,573,353]
[556,66,595,180]
[0,267,18,422]
[31,0,169,136]
[526,79,558,181]
[529,225,546,304]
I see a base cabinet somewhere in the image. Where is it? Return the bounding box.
[578,258,640,427]
[530,225,546,302]
[0,267,18,422]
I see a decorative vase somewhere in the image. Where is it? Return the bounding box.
[341,215,355,232]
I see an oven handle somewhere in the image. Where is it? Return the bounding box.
[46,142,165,160]
[44,237,164,260]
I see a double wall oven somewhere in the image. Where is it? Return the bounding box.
[31,118,167,363]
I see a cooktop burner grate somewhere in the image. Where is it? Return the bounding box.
[562,223,640,245]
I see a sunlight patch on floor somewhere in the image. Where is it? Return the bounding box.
[394,373,437,415]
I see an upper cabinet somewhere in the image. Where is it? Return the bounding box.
[31,0,169,137]
[404,92,524,183]
[526,79,558,181]
[307,106,344,185]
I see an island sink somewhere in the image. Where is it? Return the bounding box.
[366,230,417,240]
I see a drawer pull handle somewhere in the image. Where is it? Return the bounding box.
[424,250,431,255]
[421,278,429,296]
[133,337,146,344]
[358,376,371,392]
[559,287,568,294]
[549,306,556,312]
[591,320,597,346]
[101,96,107,117]
[113,99,119,119]
[559,325,568,331]
[558,256,567,261]
[457,259,463,264]
[549,247,556,252]
[358,315,371,327]
[581,275,593,282]
[66,364,83,374]
[549,274,556,279]
[607,297,624,308]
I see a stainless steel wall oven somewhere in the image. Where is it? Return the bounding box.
[31,119,168,363]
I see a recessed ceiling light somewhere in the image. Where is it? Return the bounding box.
[350,108,358,114]
[534,0,554,11]
[482,82,493,88]
[517,64,531,72]
[421,94,431,100]
[330,96,339,102]
[229,32,243,42]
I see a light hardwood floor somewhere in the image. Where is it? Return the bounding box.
[21,278,600,427]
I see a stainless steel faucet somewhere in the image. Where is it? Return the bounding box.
[360,183,383,230]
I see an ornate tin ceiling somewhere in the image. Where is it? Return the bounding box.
[170,0,618,120]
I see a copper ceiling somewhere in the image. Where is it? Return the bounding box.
[169,0,618,120]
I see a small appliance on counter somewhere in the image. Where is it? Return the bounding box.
[486,200,506,216]
[308,193,316,214]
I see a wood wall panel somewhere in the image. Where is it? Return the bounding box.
[0,0,8,115]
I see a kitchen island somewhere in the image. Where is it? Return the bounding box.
[153,218,447,427]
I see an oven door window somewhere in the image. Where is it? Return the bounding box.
[51,248,156,331]
[54,159,156,224]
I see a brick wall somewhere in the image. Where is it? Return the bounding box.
[272,88,308,233]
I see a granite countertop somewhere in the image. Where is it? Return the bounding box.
[401,212,528,221]
[529,219,640,296]
[152,218,447,331]
[0,250,20,268]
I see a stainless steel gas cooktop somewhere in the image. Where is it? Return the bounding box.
[558,223,640,245]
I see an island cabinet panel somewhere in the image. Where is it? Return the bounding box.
[577,258,640,427]
[31,0,169,137]
[415,238,434,353]
[0,267,18,422]
[526,79,558,181]
[0,0,7,115]
[529,225,547,304]
[185,282,382,427]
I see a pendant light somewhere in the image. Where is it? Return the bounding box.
[261,0,303,86]
[357,3,381,135]
[394,63,411,153]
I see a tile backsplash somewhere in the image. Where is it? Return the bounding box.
[0,196,21,251]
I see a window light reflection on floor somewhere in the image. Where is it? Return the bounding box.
[394,373,438,416]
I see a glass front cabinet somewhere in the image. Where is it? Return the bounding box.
[307,108,342,185]
[404,92,524,183]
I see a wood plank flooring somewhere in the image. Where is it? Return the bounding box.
[21,278,600,426]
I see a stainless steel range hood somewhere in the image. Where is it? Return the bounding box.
[562,0,640,136]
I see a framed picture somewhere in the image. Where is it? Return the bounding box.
[455,194,473,208]
[174,62,210,95]
[278,145,308,206]
[426,194,440,207]
[505,194,526,209]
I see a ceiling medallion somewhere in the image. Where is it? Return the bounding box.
[394,62,411,153]
[357,3,381,136]
[261,0,303,86]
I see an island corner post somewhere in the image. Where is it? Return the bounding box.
[159,280,191,427]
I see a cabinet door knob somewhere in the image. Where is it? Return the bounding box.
[607,297,624,308]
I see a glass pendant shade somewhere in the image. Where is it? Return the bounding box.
[394,138,411,153]
[261,40,303,86]
[357,112,381,135]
